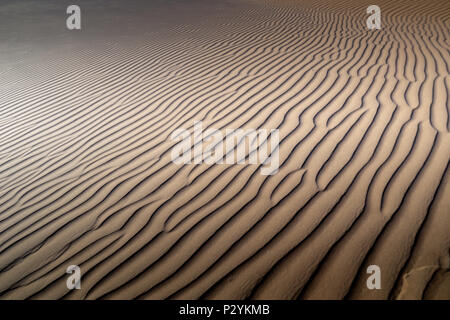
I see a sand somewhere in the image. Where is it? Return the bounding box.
[0,0,449,300]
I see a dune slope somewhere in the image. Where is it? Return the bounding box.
[0,0,449,299]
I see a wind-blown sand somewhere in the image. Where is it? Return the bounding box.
[0,0,449,299]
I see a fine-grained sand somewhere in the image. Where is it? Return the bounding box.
[0,0,449,299]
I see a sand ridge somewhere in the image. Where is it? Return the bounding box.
[0,0,449,299]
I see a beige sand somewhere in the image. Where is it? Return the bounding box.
[0,0,449,299]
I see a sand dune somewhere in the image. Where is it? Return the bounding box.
[0,0,449,299]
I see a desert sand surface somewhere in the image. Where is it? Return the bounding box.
[0,0,449,300]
